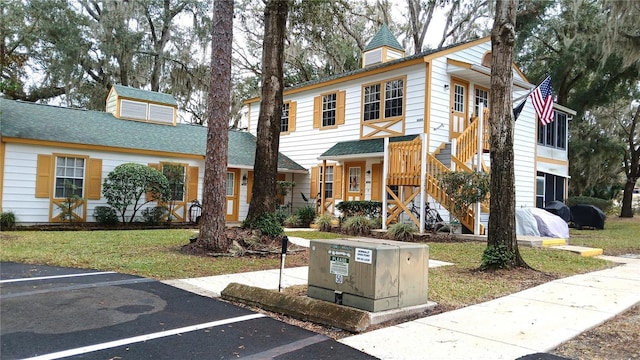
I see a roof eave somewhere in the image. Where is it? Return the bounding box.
[318,152,384,161]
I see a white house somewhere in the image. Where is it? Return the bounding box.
[244,25,575,233]
[0,85,306,225]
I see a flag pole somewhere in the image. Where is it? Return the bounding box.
[512,74,549,105]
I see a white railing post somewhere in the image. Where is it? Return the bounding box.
[382,137,389,230]
[419,133,427,234]
[474,103,485,235]
[450,138,457,171]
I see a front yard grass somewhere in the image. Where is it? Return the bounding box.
[0,216,636,311]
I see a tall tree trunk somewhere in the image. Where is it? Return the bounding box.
[246,0,289,223]
[197,0,233,252]
[620,105,640,218]
[486,0,527,269]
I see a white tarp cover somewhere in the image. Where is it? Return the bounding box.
[516,208,540,237]
[530,207,570,238]
[516,208,569,238]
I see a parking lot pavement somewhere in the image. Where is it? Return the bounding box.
[0,262,376,360]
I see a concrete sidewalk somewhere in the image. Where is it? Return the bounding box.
[340,256,640,360]
[163,240,640,360]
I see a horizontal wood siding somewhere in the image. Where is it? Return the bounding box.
[2,143,205,224]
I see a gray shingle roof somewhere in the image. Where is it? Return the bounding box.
[364,24,404,52]
[320,135,419,158]
[0,98,305,172]
[112,84,178,106]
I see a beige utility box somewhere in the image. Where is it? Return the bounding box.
[307,238,429,312]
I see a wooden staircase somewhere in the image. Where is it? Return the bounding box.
[385,109,490,234]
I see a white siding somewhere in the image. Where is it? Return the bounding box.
[2,143,206,225]
[106,91,118,115]
[363,49,382,66]
[244,38,552,217]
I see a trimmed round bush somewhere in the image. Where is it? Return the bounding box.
[93,206,119,226]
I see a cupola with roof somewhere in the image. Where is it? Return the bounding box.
[362,24,405,68]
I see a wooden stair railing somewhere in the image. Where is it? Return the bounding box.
[385,136,487,234]
[426,154,485,234]
[454,108,490,165]
[450,107,490,213]
[387,137,422,186]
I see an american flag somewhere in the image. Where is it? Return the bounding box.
[529,75,554,125]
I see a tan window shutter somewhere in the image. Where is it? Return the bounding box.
[246,171,254,203]
[188,166,199,202]
[86,158,103,200]
[313,96,321,128]
[276,173,286,204]
[146,163,161,201]
[288,101,297,132]
[336,90,346,125]
[35,154,52,198]
[333,165,343,199]
[310,167,318,199]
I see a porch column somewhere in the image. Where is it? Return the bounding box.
[419,133,427,233]
[321,160,326,216]
[474,103,485,235]
[382,137,389,230]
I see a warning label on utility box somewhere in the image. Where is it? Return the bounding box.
[355,248,373,264]
[329,256,349,276]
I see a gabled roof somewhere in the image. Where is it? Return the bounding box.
[239,37,490,101]
[364,23,404,52]
[112,84,178,106]
[0,99,305,172]
[319,135,419,160]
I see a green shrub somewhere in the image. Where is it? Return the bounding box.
[314,214,334,232]
[103,163,171,223]
[566,196,613,214]
[284,215,302,228]
[387,222,416,241]
[274,210,288,225]
[342,216,373,236]
[296,206,316,227]
[336,201,382,219]
[242,213,284,237]
[0,211,16,230]
[371,216,383,229]
[141,206,168,225]
[93,206,119,226]
[481,244,515,270]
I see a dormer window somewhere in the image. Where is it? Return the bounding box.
[106,84,178,126]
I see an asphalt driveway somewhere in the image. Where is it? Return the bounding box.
[0,262,375,359]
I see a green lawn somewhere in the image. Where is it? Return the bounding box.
[1,216,636,310]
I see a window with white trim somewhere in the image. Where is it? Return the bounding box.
[163,164,186,202]
[55,157,85,198]
[474,88,489,116]
[226,172,235,196]
[536,176,545,208]
[280,103,290,133]
[322,93,337,127]
[453,84,465,113]
[538,111,567,149]
[319,166,334,199]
